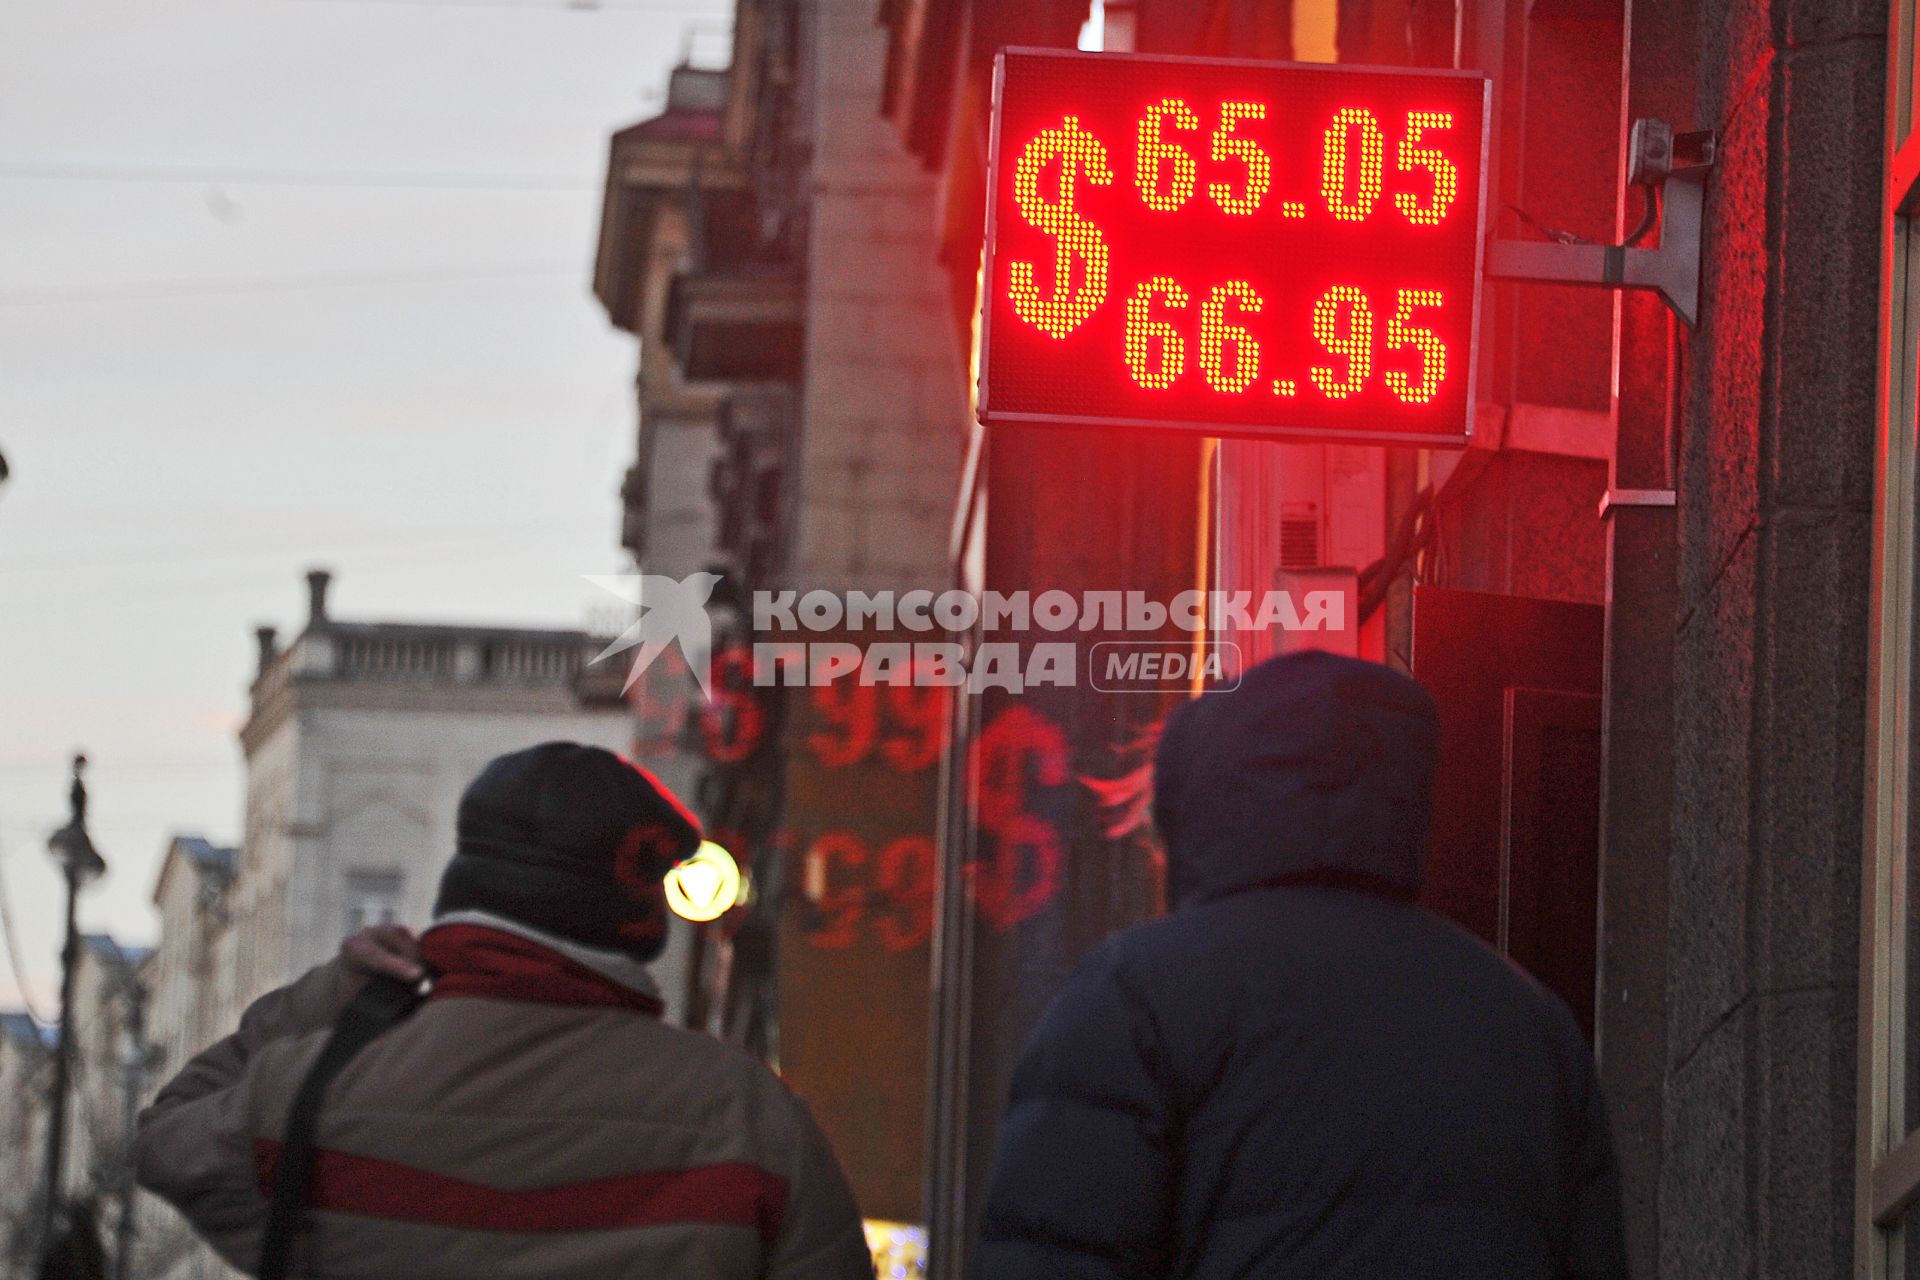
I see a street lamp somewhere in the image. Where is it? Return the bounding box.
[40,753,106,1259]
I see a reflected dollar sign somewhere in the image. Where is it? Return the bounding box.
[1008,115,1115,339]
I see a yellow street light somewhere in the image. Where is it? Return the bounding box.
[665,840,743,923]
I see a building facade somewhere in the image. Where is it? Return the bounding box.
[872,0,1900,1277]
[66,936,149,1280]
[593,0,966,1234]
[139,837,238,1280]
[232,569,640,1003]
[0,1012,50,1276]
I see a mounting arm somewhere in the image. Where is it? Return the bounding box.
[1484,120,1717,327]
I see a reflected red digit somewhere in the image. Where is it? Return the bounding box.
[882,679,947,773]
[700,646,762,764]
[967,813,1064,933]
[874,835,937,950]
[803,832,868,949]
[612,823,681,947]
[808,679,878,768]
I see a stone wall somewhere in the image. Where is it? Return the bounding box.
[1661,1,1884,1274]
[794,0,972,595]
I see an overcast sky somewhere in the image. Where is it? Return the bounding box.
[0,0,730,1011]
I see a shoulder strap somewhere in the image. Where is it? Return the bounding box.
[257,973,427,1280]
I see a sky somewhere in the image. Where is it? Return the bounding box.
[0,0,731,1012]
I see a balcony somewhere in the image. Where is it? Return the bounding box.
[663,269,804,382]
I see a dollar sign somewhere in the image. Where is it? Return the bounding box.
[1008,115,1114,339]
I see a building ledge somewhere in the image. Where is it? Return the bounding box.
[665,271,805,381]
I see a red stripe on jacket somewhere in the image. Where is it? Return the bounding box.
[255,1141,788,1243]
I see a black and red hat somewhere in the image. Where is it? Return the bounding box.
[433,742,702,962]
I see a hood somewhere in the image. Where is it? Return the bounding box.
[1152,650,1439,908]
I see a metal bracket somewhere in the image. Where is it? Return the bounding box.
[1485,120,1716,327]
[1597,487,1677,519]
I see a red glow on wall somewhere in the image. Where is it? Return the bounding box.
[980,49,1490,446]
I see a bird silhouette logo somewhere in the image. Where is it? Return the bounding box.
[584,572,724,699]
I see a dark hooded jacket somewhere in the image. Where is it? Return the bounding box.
[973,652,1628,1280]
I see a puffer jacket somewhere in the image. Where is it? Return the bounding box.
[136,914,873,1280]
[973,651,1629,1280]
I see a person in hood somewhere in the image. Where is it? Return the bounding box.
[136,742,872,1280]
[973,651,1629,1280]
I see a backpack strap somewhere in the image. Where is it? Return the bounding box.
[257,973,427,1280]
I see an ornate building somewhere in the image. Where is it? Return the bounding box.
[231,569,636,1002]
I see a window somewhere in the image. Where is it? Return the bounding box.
[1863,4,1920,1273]
[342,871,404,937]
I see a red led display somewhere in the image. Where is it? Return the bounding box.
[979,49,1490,447]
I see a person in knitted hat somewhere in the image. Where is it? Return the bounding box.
[426,740,703,981]
[136,742,872,1280]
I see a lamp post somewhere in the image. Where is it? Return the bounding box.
[40,753,106,1257]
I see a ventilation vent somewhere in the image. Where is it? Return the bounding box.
[1278,508,1321,569]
